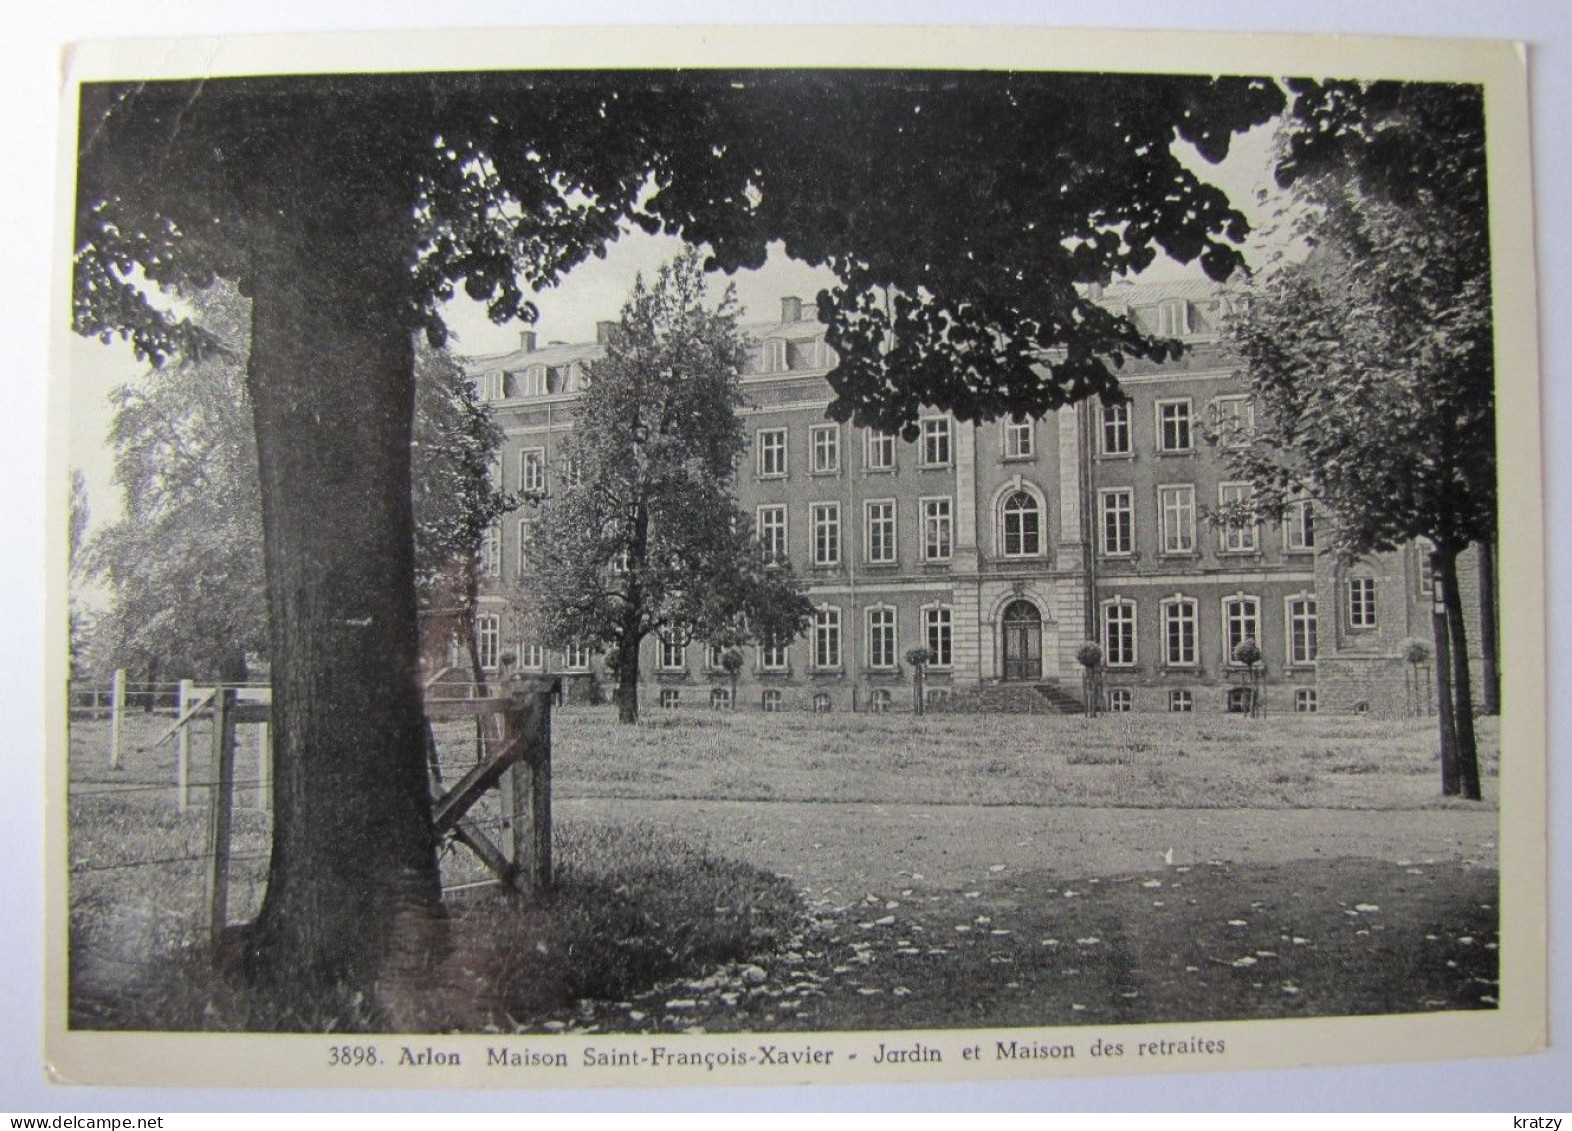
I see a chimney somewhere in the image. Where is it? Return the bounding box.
[596,320,619,345]
[780,296,803,323]
[519,330,537,352]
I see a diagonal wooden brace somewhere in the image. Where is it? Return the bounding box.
[432,731,525,834]
[451,817,516,886]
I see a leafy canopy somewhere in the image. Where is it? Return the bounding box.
[75,71,1285,433]
[1220,80,1494,558]
[84,282,514,678]
[524,250,813,660]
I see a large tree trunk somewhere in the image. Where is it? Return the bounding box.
[1439,548,1483,801]
[1477,539,1500,716]
[614,619,642,725]
[1431,550,1459,797]
[240,114,445,1027]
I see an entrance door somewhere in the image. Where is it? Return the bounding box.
[1001,600,1043,681]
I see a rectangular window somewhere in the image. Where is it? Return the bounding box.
[706,643,726,670]
[1212,395,1255,446]
[1218,483,1258,553]
[1156,399,1193,453]
[1288,597,1318,665]
[761,688,784,712]
[1157,299,1191,337]
[762,339,789,373]
[1162,598,1198,667]
[864,429,895,471]
[921,497,953,562]
[659,688,680,709]
[1102,601,1137,667]
[1003,417,1034,459]
[521,448,546,493]
[811,502,841,567]
[1349,577,1378,629]
[810,424,840,474]
[1100,402,1132,455]
[1100,489,1134,557]
[562,644,592,672]
[1295,688,1319,713]
[1223,596,1261,664]
[521,366,548,397]
[481,526,502,576]
[865,500,897,564]
[760,640,790,671]
[1107,688,1133,713]
[1159,485,1196,554]
[1168,689,1193,713]
[1416,538,1436,595]
[658,635,686,671]
[757,505,788,564]
[866,607,897,670]
[476,614,500,670]
[756,428,788,478]
[813,607,842,670]
[921,416,952,467]
[924,606,953,669]
[710,686,731,710]
[520,643,545,671]
[516,519,533,577]
[1285,500,1315,552]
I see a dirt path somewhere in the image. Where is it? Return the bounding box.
[558,797,1498,897]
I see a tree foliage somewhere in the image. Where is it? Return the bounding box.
[523,251,813,723]
[1221,81,1494,559]
[85,282,511,683]
[1222,80,1494,796]
[75,73,1285,429]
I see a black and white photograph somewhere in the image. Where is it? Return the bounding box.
[39,24,1548,1094]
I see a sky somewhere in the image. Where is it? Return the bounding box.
[65,116,1284,544]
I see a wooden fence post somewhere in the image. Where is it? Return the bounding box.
[205,689,237,946]
[176,678,193,811]
[505,685,554,894]
[109,668,126,770]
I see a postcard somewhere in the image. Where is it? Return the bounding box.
[45,25,1545,1089]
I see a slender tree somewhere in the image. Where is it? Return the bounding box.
[73,70,1282,1017]
[1223,81,1494,798]
[524,252,814,723]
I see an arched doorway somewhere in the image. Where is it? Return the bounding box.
[1001,600,1043,681]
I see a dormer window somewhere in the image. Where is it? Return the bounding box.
[762,339,789,374]
[1157,299,1191,337]
[521,365,548,397]
[481,372,505,402]
[548,364,576,395]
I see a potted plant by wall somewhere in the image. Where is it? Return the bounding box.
[905,647,932,716]
[1075,641,1104,717]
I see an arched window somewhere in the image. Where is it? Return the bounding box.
[1001,490,1042,557]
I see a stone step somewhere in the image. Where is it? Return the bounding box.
[930,681,1083,715]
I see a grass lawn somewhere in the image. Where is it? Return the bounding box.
[546,706,1500,810]
[65,708,1500,1032]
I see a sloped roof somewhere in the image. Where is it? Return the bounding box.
[465,340,606,375]
[1095,277,1227,309]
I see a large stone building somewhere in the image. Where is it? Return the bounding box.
[447,278,1488,715]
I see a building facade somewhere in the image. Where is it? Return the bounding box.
[446,279,1485,715]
